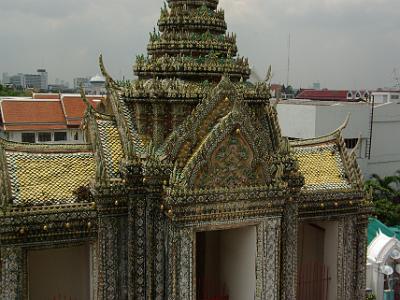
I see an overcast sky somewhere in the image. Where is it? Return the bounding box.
[0,0,399,89]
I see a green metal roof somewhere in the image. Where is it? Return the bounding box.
[368,218,400,245]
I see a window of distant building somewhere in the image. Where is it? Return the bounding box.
[391,94,400,100]
[73,131,79,141]
[21,132,36,143]
[54,132,67,141]
[383,95,388,103]
[345,138,359,149]
[38,132,52,142]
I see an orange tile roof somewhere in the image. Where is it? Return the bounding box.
[61,95,102,126]
[0,94,105,131]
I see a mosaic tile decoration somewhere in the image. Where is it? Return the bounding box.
[5,151,95,205]
[97,120,124,178]
[293,142,352,191]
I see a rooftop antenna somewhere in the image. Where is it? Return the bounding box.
[286,33,291,87]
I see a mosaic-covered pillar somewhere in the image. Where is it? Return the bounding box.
[355,217,368,299]
[0,246,26,300]
[97,209,128,300]
[127,168,166,300]
[256,218,281,300]
[148,197,166,300]
[281,202,298,300]
[337,218,357,300]
[128,196,147,300]
[166,226,194,300]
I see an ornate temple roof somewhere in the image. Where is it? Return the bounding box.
[0,0,368,219]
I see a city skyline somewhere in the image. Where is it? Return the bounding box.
[0,0,399,89]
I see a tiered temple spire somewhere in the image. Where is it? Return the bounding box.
[134,0,250,82]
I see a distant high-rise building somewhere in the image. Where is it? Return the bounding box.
[73,77,90,90]
[2,73,10,85]
[37,69,48,91]
[9,74,25,88]
[6,70,48,91]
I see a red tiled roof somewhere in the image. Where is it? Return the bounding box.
[61,96,102,126]
[0,94,105,131]
[1,101,66,131]
[296,90,349,101]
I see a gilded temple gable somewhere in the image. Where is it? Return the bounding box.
[172,95,275,189]
[159,77,274,166]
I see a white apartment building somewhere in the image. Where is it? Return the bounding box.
[372,89,400,104]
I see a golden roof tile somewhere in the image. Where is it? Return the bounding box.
[5,151,95,205]
[292,141,352,191]
[96,120,124,178]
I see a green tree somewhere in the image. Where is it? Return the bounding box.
[0,84,30,97]
[365,172,400,226]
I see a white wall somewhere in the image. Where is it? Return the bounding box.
[6,130,84,144]
[367,102,400,177]
[315,103,369,138]
[277,104,317,138]
[28,244,90,300]
[200,226,257,300]
[219,226,257,300]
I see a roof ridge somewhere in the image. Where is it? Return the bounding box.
[0,137,92,153]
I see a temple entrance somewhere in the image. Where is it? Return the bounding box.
[27,244,90,300]
[297,221,338,300]
[196,226,256,300]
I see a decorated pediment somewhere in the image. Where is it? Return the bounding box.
[159,77,274,165]
[188,126,271,189]
[159,77,291,191]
